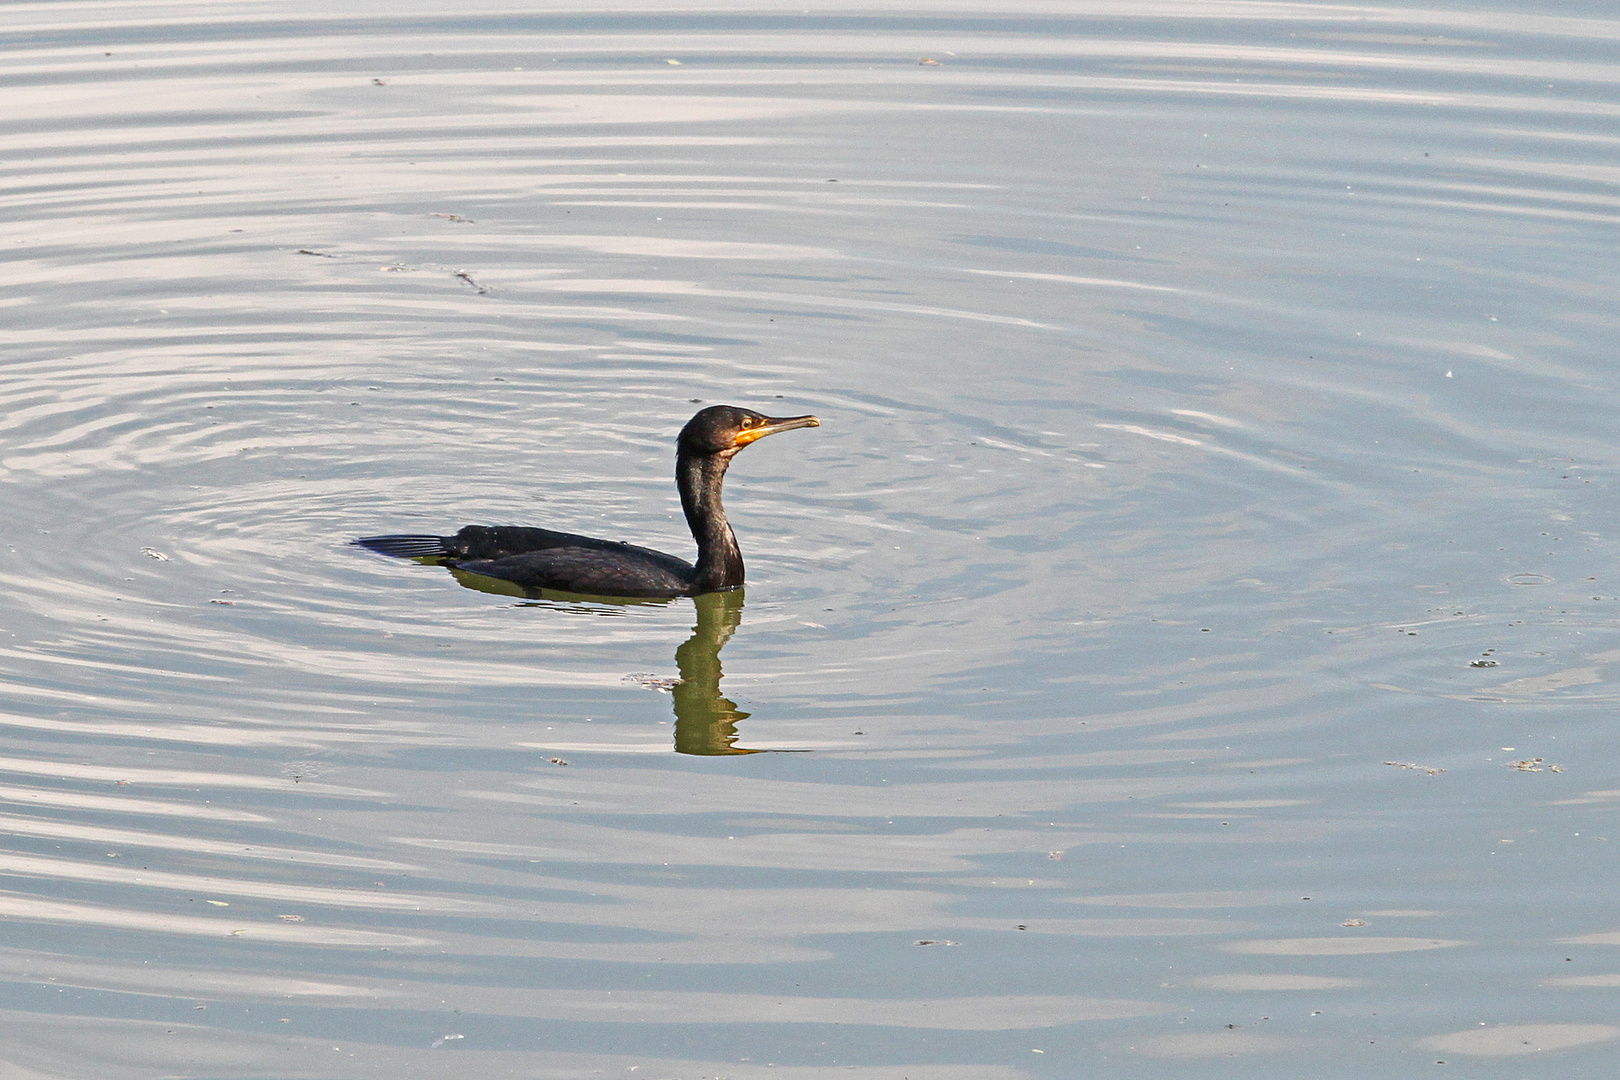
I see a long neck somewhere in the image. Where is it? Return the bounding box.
[678,449,743,592]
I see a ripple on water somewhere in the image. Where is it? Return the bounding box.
[3,1,1620,1074]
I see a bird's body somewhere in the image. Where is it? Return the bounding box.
[355,406,820,598]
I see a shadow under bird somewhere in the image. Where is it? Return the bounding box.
[354,405,821,598]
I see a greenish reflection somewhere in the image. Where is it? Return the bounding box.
[445,567,767,755]
[671,589,759,756]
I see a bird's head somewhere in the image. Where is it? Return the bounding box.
[678,405,820,456]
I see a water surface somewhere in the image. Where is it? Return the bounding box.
[2,1,1619,1075]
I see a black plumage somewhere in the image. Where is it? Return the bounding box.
[355,405,820,598]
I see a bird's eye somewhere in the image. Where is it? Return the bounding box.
[741,417,755,428]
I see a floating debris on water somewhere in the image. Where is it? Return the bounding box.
[1385,760,1446,775]
[1506,758,1563,772]
[624,672,681,692]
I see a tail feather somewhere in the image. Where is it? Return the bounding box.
[354,534,451,559]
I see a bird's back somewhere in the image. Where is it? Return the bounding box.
[457,544,695,598]
[357,523,697,598]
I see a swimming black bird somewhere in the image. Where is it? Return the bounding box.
[355,405,820,598]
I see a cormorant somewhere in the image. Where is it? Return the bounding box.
[354,405,820,598]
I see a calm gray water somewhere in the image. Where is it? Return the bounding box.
[3,0,1619,1075]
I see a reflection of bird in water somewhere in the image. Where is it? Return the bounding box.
[427,582,785,755]
[355,405,820,598]
[671,589,760,755]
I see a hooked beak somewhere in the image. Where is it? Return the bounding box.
[734,414,821,446]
